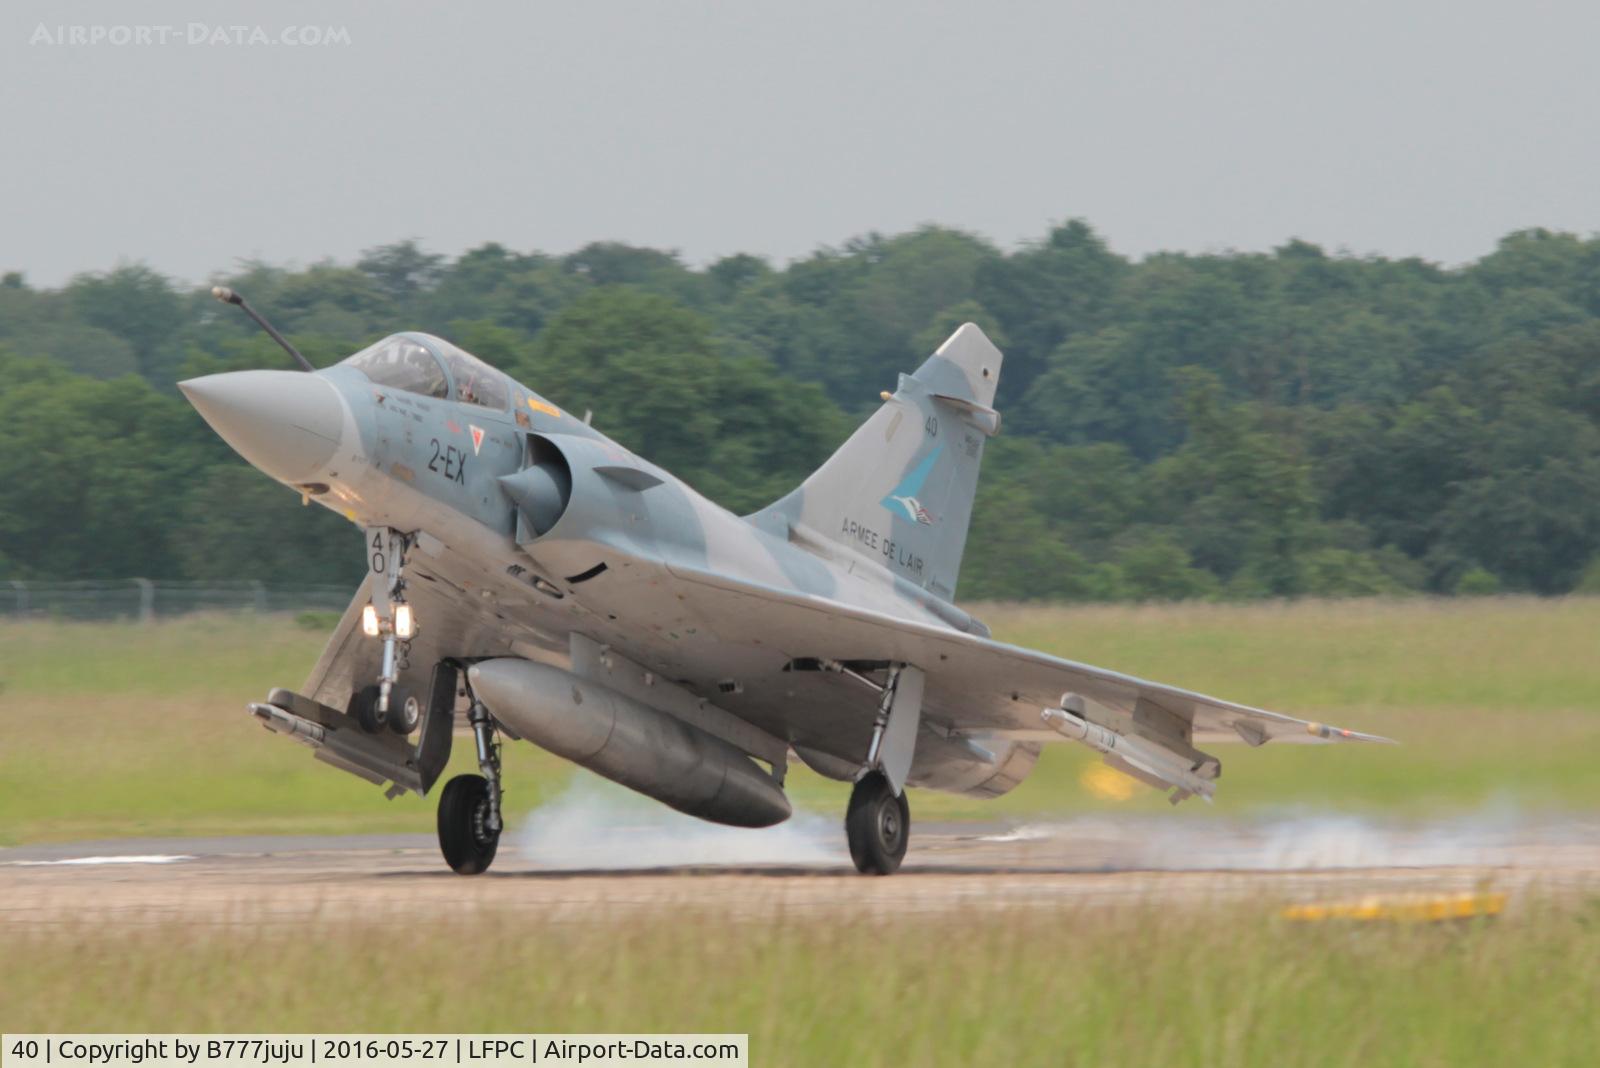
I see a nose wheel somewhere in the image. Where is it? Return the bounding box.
[846,771,909,875]
[350,683,419,735]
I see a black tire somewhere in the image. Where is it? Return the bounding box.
[437,773,499,875]
[349,684,386,734]
[846,771,909,875]
[387,685,420,735]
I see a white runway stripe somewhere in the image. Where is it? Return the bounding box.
[9,854,194,867]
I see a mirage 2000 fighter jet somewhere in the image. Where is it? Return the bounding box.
[182,288,1389,875]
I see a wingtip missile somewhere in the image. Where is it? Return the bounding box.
[1305,721,1398,744]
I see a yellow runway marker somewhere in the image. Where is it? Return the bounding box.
[1282,890,1508,923]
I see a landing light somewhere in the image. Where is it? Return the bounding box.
[394,603,415,639]
[361,604,379,636]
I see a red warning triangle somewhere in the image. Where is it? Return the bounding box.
[469,425,485,455]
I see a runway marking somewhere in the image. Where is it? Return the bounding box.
[1282,890,1510,923]
[9,854,195,867]
[976,827,1051,843]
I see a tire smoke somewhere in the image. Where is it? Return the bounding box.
[516,774,850,870]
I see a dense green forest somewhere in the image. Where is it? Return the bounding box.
[4,221,1600,601]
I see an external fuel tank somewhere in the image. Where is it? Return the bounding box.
[467,658,792,828]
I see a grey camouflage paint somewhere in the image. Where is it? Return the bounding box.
[182,322,1388,818]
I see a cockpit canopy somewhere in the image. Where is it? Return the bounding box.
[342,333,509,410]
[343,336,446,398]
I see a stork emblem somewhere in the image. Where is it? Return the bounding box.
[880,447,940,525]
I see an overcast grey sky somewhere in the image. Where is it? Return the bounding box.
[3,0,1598,286]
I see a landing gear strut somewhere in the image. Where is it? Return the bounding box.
[843,661,920,875]
[357,527,418,733]
[437,692,503,875]
[846,771,909,875]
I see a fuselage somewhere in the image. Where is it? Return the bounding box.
[180,332,984,656]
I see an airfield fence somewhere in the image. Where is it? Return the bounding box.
[0,580,354,621]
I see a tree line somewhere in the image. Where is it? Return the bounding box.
[3,221,1600,601]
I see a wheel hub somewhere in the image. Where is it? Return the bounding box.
[878,800,901,847]
[471,798,495,847]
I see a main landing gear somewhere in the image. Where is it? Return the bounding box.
[846,771,909,875]
[437,689,504,875]
[842,661,920,875]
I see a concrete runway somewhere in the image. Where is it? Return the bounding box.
[3,813,1597,927]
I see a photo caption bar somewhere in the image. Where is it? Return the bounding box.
[2,1037,746,1068]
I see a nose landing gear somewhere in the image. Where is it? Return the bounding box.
[348,682,420,735]
[356,528,421,734]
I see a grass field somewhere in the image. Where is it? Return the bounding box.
[1,596,1598,844]
[4,901,1598,1065]
[3,599,1597,1063]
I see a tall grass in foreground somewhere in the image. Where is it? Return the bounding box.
[4,901,1598,1066]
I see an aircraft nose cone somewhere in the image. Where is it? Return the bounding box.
[179,370,344,483]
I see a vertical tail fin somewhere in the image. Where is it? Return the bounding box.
[750,323,1002,602]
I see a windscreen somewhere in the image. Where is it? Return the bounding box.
[343,336,449,398]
